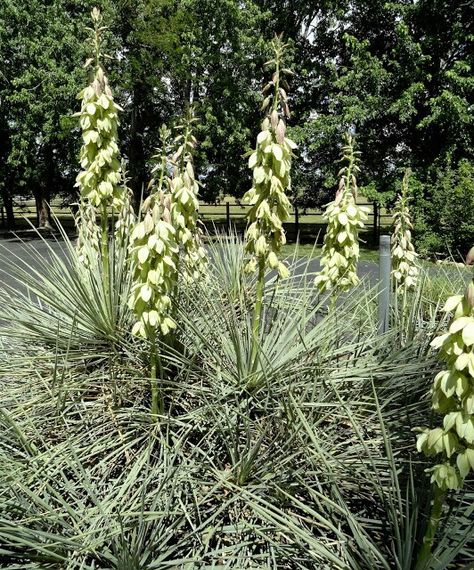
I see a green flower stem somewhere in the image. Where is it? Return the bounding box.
[92,8,101,69]
[251,258,266,371]
[391,170,419,290]
[149,331,161,419]
[170,109,207,283]
[244,36,295,376]
[415,486,446,569]
[271,57,280,113]
[100,203,110,294]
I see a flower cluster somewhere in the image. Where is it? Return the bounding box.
[75,201,100,268]
[391,170,419,290]
[115,162,136,248]
[243,36,296,279]
[416,283,474,490]
[314,135,369,292]
[74,8,124,211]
[169,109,207,282]
[128,190,178,339]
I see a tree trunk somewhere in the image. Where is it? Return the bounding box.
[373,201,379,244]
[128,87,147,208]
[34,187,52,229]
[38,197,52,229]
[0,186,15,229]
[37,145,55,229]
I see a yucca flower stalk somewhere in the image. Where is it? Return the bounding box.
[115,160,136,249]
[391,169,419,291]
[169,108,207,283]
[128,126,179,417]
[314,135,369,295]
[75,201,100,268]
[74,7,124,280]
[243,35,296,366]
[415,280,474,566]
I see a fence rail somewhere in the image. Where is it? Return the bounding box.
[199,202,392,242]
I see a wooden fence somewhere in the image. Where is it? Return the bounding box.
[1,199,393,243]
[198,201,392,243]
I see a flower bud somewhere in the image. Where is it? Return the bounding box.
[466,246,474,266]
[315,136,365,293]
[465,281,474,308]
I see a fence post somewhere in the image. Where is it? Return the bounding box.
[294,205,299,239]
[373,202,379,244]
[226,201,230,232]
[378,234,391,334]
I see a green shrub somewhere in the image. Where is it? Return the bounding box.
[413,160,474,259]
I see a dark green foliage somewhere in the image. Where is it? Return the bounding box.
[0,0,473,256]
[288,0,473,209]
[412,160,474,258]
[0,0,115,227]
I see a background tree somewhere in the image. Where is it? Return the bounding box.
[0,0,472,255]
[0,0,102,228]
[285,0,473,252]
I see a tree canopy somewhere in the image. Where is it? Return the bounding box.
[0,0,472,253]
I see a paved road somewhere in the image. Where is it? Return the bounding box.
[0,235,72,293]
[0,234,469,293]
[0,235,380,290]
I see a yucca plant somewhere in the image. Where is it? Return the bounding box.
[314,134,369,295]
[391,170,422,345]
[2,230,474,569]
[243,35,297,368]
[169,107,207,283]
[415,278,474,567]
[3,7,474,569]
[128,126,179,416]
[392,169,419,291]
[74,7,125,278]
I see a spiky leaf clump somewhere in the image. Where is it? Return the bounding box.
[391,170,419,290]
[243,36,296,279]
[314,135,369,293]
[416,283,474,490]
[170,109,207,283]
[74,8,123,211]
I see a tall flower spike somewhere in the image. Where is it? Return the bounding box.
[128,126,179,339]
[415,283,474,490]
[115,160,136,248]
[314,135,369,293]
[169,108,207,282]
[391,169,419,291]
[243,35,296,279]
[75,201,100,268]
[74,8,124,211]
